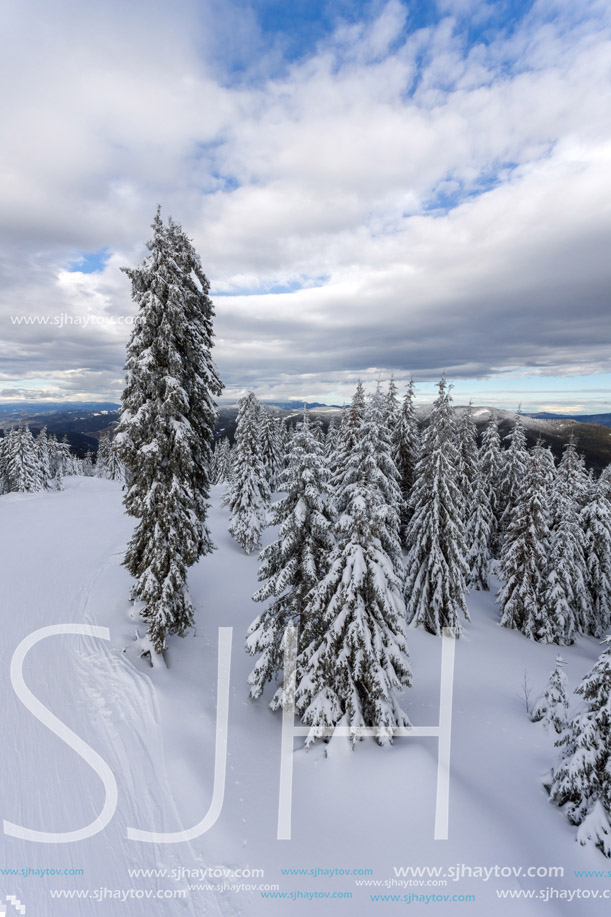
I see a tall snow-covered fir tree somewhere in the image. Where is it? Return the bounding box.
[246,415,334,707]
[384,375,401,442]
[537,442,557,501]
[96,433,111,478]
[324,416,340,459]
[498,443,561,642]
[4,424,41,493]
[531,655,569,735]
[499,411,529,539]
[332,386,405,529]
[456,406,479,516]
[310,414,325,445]
[114,208,223,654]
[580,481,611,637]
[61,435,78,476]
[48,435,72,481]
[0,435,6,494]
[404,377,469,636]
[479,416,503,556]
[599,463,611,501]
[544,519,579,646]
[0,427,14,493]
[395,378,419,544]
[274,416,290,473]
[557,434,589,507]
[81,449,94,477]
[546,440,591,641]
[295,388,411,747]
[35,427,52,490]
[259,406,283,492]
[105,437,126,483]
[549,638,611,856]
[466,463,494,591]
[227,392,270,554]
[212,437,232,485]
[47,434,62,489]
[330,381,366,516]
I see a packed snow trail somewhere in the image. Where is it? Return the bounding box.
[0,479,227,917]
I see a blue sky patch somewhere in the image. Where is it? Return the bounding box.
[67,249,110,274]
[214,275,330,297]
[422,163,518,214]
[252,0,372,61]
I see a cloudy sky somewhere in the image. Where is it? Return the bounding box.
[1,0,610,411]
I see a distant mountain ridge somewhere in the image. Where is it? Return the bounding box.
[526,411,611,427]
[1,402,610,469]
[2,400,609,423]
[264,401,343,410]
[0,401,120,416]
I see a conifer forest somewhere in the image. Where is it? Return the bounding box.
[3,5,611,909]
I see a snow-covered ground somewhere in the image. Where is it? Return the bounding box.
[0,478,608,915]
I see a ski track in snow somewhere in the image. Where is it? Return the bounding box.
[0,480,228,917]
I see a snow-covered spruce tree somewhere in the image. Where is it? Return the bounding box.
[48,434,76,478]
[61,435,78,476]
[0,427,15,493]
[0,435,6,494]
[544,533,578,646]
[212,437,232,485]
[333,386,405,533]
[546,442,591,641]
[310,414,325,445]
[324,416,340,459]
[330,381,366,516]
[283,421,296,462]
[81,449,94,477]
[96,432,111,478]
[327,409,345,460]
[548,638,611,856]
[466,464,494,591]
[47,435,63,490]
[539,442,557,495]
[35,427,52,490]
[274,416,289,473]
[4,424,41,493]
[498,411,529,540]
[384,375,401,440]
[557,434,589,508]
[456,406,479,516]
[599,463,611,502]
[210,441,220,484]
[531,655,569,735]
[227,392,270,554]
[104,437,125,483]
[498,443,562,642]
[295,390,411,746]
[395,378,419,544]
[114,208,223,654]
[479,416,503,556]
[404,377,469,636]
[269,418,287,476]
[246,415,334,707]
[46,434,68,489]
[259,406,283,492]
[580,482,611,637]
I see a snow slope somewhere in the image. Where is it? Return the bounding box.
[0,479,608,915]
